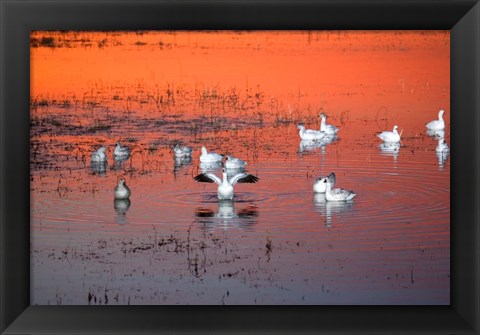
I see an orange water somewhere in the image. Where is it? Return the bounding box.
[30,31,449,305]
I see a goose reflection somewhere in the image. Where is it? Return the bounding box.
[379,142,400,163]
[313,193,354,227]
[426,129,445,139]
[90,161,107,176]
[435,137,449,170]
[199,161,223,173]
[114,198,131,224]
[195,200,258,231]
[112,157,128,171]
[436,151,449,170]
[174,156,192,175]
[298,136,337,154]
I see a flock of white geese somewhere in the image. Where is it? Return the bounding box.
[89,110,448,203]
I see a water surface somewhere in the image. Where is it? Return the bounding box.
[30,31,450,305]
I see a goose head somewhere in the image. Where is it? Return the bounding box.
[297,125,305,131]
[323,178,333,191]
[117,175,127,186]
[393,125,399,132]
[328,172,336,183]
[201,146,208,155]
[438,109,445,119]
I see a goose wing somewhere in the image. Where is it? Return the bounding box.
[331,188,349,196]
[232,157,246,165]
[304,129,323,136]
[194,173,222,185]
[331,188,356,199]
[230,173,259,185]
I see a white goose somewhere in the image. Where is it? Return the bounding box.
[194,169,259,200]
[225,155,247,169]
[320,114,339,135]
[297,125,326,141]
[199,146,223,163]
[91,146,107,163]
[426,109,445,131]
[174,144,193,158]
[324,178,356,201]
[114,176,131,200]
[114,142,130,159]
[378,125,401,143]
[313,172,336,193]
[436,138,449,153]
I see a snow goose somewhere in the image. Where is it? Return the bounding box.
[320,113,339,135]
[378,125,401,143]
[324,178,356,201]
[426,109,445,131]
[114,176,131,200]
[313,172,336,193]
[225,155,247,169]
[91,146,107,163]
[199,146,223,163]
[114,142,130,160]
[174,144,193,158]
[297,125,326,141]
[194,169,259,200]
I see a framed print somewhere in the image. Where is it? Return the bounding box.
[1,0,479,334]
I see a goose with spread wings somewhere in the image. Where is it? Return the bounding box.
[194,169,259,200]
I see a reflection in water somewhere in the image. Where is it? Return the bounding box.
[379,142,400,154]
[426,129,445,139]
[313,193,354,227]
[113,158,128,171]
[298,135,337,154]
[199,161,222,173]
[432,136,449,170]
[195,200,258,231]
[436,151,449,170]
[114,198,131,224]
[90,161,107,176]
[175,156,192,167]
[379,142,400,164]
[299,140,324,153]
[174,156,192,175]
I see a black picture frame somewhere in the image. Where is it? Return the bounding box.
[1,0,479,334]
